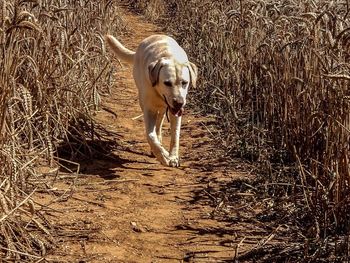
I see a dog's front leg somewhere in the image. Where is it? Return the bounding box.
[144,110,170,166]
[169,113,181,167]
[155,109,166,144]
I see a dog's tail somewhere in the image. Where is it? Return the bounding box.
[105,35,135,64]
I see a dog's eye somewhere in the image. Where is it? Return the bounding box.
[164,81,172,87]
[181,80,188,86]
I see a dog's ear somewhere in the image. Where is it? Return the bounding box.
[148,59,164,87]
[188,62,198,88]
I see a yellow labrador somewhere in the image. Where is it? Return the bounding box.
[105,34,197,167]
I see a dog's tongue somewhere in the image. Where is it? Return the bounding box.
[173,108,184,117]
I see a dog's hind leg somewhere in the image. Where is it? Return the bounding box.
[168,113,181,167]
[156,109,166,144]
[144,110,170,166]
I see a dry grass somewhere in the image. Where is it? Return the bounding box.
[125,0,166,21]
[127,0,350,261]
[0,0,125,260]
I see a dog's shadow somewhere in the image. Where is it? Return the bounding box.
[55,121,152,180]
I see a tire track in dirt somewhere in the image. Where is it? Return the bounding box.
[44,7,257,263]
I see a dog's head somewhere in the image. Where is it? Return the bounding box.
[148,58,198,117]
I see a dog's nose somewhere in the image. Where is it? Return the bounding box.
[173,98,184,110]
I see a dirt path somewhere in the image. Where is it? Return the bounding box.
[42,8,257,263]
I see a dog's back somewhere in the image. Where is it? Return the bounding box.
[135,35,188,66]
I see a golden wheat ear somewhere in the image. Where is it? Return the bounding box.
[188,62,198,88]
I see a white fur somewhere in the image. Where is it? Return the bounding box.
[106,34,198,167]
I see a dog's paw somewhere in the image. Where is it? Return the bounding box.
[157,152,171,166]
[168,156,180,167]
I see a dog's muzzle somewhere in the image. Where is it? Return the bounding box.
[163,95,184,117]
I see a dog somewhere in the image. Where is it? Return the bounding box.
[105,34,198,167]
